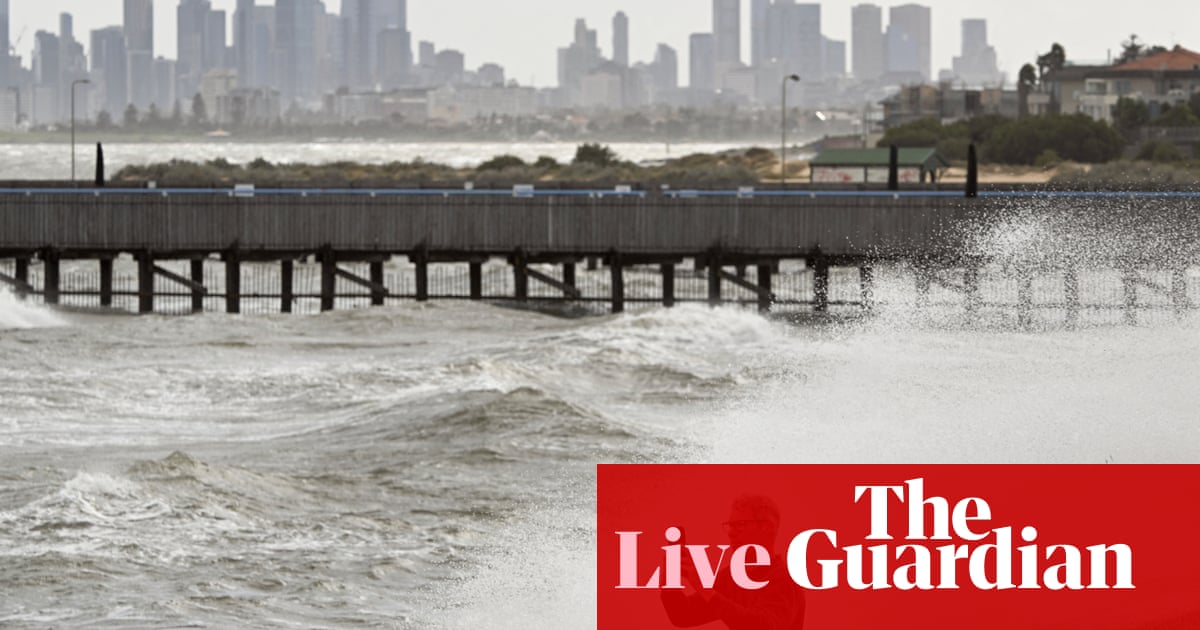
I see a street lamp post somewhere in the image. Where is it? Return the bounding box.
[71,79,91,182]
[780,74,800,187]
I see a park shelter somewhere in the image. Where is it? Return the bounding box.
[810,148,950,184]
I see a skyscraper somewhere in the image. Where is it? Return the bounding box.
[234,0,255,86]
[0,0,9,86]
[124,0,154,108]
[852,4,884,81]
[275,0,319,101]
[768,2,823,80]
[652,44,678,91]
[91,26,128,116]
[689,33,715,91]
[124,0,153,52]
[952,19,1002,86]
[750,0,770,67]
[712,0,740,67]
[613,12,629,67]
[888,3,931,80]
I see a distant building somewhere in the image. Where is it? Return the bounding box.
[32,31,60,124]
[612,12,629,68]
[651,44,678,93]
[712,0,740,67]
[216,87,280,125]
[477,63,505,87]
[153,57,177,114]
[1035,46,1200,123]
[887,4,931,81]
[91,27,128,117]
[852,4,884,82]
[881,82,1019,127]
[689,33,715,91]
[767,2,822,81]
[951,19,1003,87]
[124,0,154,109]
[750,0,770,68]
[377,28,412,88]
[557,19,602,103]
[824,38,846,79]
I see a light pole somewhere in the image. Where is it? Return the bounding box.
[780,74,800,187]
[71,79,91,182]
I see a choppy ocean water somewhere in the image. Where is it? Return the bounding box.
[1,285,1198,628]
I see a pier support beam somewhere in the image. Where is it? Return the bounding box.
[812,255,830,313]
[610,252,625,314]
[190,259,205,313]
[99,259,113,307]
[225,250,241,314]
[137,254,155,314]
[757,264,773,313]
[42,251,60,306]
[1122,269,1139,326]
[15,258,29,291]
[280,260,294,314]
[372,261,389,305]
[662,263,675,308]
[562,263,577,299]
[707,253,722,306]
[860,263,875,312]
[1064,268,1080,328]
[1017,267,1034,329]
[513,251,528,302]
[469,261,483,300]
[320,251,336,312]
[1171,267,1189,318]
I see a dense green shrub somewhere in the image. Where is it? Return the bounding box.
[573,143,621,167]
[477,155,527,171]
[1136,141,1185,162]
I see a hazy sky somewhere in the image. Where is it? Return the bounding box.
[7,1,1197,86]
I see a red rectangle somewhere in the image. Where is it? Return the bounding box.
[598,465,1200,630]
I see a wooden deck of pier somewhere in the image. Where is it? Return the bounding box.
[0,188,1197,318]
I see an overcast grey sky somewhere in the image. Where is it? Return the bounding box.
[7,1,1197,86]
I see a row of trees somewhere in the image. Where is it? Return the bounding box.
[878,114,1127,165]
[91,94,211,132]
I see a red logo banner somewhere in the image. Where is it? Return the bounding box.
[597,465,1200,630]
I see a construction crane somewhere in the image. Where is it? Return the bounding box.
[10,26,27,57]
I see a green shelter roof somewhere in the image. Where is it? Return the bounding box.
[811,148,950,169]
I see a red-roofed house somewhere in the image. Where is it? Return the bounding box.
[1033,46,1200,123]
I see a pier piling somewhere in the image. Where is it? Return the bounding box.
[610,252,625,314]
[42,251,60,306]
[280,260,294,313]
[469,261,483,300]
[812,255,830,313]
[757,264,773,312]
[137,254,154,314]
[225,250,242,314]
[662,263,676,308]
[860,263,875,312]
[190,259,205,313]
[99,258,113,307]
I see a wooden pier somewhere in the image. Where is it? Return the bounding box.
[0,187,1197,320]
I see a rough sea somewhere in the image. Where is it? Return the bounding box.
[2,274,1198,628]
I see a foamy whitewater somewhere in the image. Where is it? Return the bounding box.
[1,204,1199,628]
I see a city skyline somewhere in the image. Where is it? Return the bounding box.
[6,0,1193,88]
